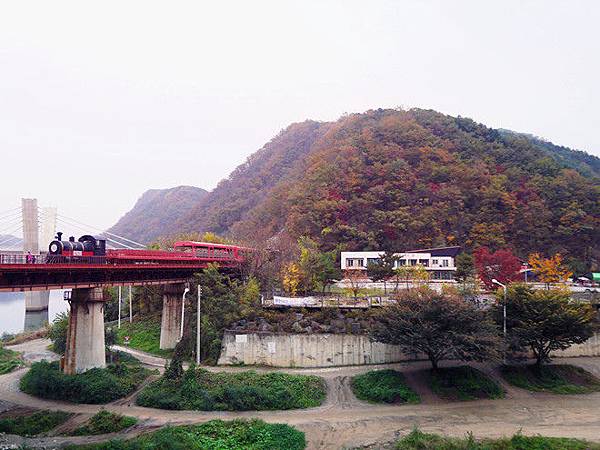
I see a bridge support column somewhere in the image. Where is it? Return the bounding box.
[63,288,106,374]
[24,291,50,331]
[159,283,185,350]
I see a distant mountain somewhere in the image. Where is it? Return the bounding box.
[170,108,599,265]
[0,234,22,250]
[121,109,599,266]
[109,186,208,244]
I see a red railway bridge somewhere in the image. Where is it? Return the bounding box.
[0,241,250,374]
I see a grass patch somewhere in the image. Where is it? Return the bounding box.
[136,367,326,411]
[0,345,23,374]
[114,316,172,358]
[395,428,600,449]
[20,358,150,404]
[501,364,600,394]
[428,366,504,401]
[68,419,305,450]
[0,410,71,436]
[351,369,420,404]
[71,410,137,436]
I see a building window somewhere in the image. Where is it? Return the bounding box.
[346,258,354,267]
[442,259,449,267]
[398,259,406,266]
[432,259,438,265]
[409,259,417,266]
[367,258,381,266]
[419,259,429,267]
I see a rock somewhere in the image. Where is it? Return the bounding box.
[292,321,303,333]
[259,322,273,332]
[305,326,313,334]
[350,322,361,334]
[295,313,304,321]
[310,320,321,329]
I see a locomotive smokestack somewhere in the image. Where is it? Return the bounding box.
[56,232,63,241]
[69,236,75,242]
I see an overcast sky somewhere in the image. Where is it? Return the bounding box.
[1,0,599,238]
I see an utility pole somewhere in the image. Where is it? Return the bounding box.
[492,279,507,336]
[118,286,122,328]
[129,286,133,323]
[196,285,202,365]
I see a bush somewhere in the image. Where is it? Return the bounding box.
[0,346,23,374]
[428,366,504,401]
[72,410,137,435]
[351,370,420,404]
[20,360,149,404]
[67,419,306,450]
[0,410,70,436]
[395,428,600,449]
[48,312,69,354]
[501,364,600,394]
[136,367,326,411]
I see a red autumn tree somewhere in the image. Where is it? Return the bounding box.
[473,247,521,290]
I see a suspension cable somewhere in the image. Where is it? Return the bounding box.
[56,214,145,248]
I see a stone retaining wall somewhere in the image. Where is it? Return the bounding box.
[218,331,600,368]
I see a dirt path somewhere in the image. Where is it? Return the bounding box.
[2,341,600,449]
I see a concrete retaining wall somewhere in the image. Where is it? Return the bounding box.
[217,332,420,367]
[218,331,600,368]
[552,332,600,358]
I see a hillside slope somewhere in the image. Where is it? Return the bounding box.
[109,186,207,243]
[177,109,599,263]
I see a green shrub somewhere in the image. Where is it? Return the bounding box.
[137,367,326,411]
[20,360,149,404]
[67,419,305,450]
[48,312,69,354]
[0,410,70,436]
[428,366,504,401]
[0,346,23,374]
[72,410,137,436]
[395,428,600,449]
[351,369,420,404]
[501,364,600,394]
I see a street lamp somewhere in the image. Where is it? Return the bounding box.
[180,285,190,340]
[491,279,507,336]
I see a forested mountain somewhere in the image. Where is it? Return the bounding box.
[111,109,599,267]
[172,109,599,267]
[109,186,207,243]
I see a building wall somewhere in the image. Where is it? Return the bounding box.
[218,331,600,368]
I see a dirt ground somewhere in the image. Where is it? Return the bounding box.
[2,340,600,449]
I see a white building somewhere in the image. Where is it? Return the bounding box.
[341,246,460,280]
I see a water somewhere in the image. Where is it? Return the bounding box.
[0,290,69,335]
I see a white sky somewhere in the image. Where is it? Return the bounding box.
[1,0,599,237]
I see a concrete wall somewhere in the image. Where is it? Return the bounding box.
[218,331,600,368]
[218,332,420,367]
[552,333,600,358]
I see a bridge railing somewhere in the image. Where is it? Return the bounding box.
[0,254,107,265]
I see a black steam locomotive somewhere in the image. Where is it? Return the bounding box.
[47,232,106,260]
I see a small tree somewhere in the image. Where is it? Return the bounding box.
[454,253,475,283]
[474,247,521,290]
[372,288,502,370]
[499,285,595,367]
[282,262,301,296]
[394,264,429,291]
[528,253,573,289]
[367,252,396,294]
[48,312,69,355]
[344,269,367,298]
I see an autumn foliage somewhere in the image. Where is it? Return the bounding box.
[528,253,573,285]
[473,247,521,289]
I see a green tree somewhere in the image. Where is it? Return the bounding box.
[367,252,396,294]
[48,312,69,355]
[454,253,475,283]
[372,288,502,370]
[499,285,595,367]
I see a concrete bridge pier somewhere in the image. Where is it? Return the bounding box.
[159,283,185,350]
[63,288,106,374]
[24,291,50,331]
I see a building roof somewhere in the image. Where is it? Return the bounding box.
[405,246,462,258]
